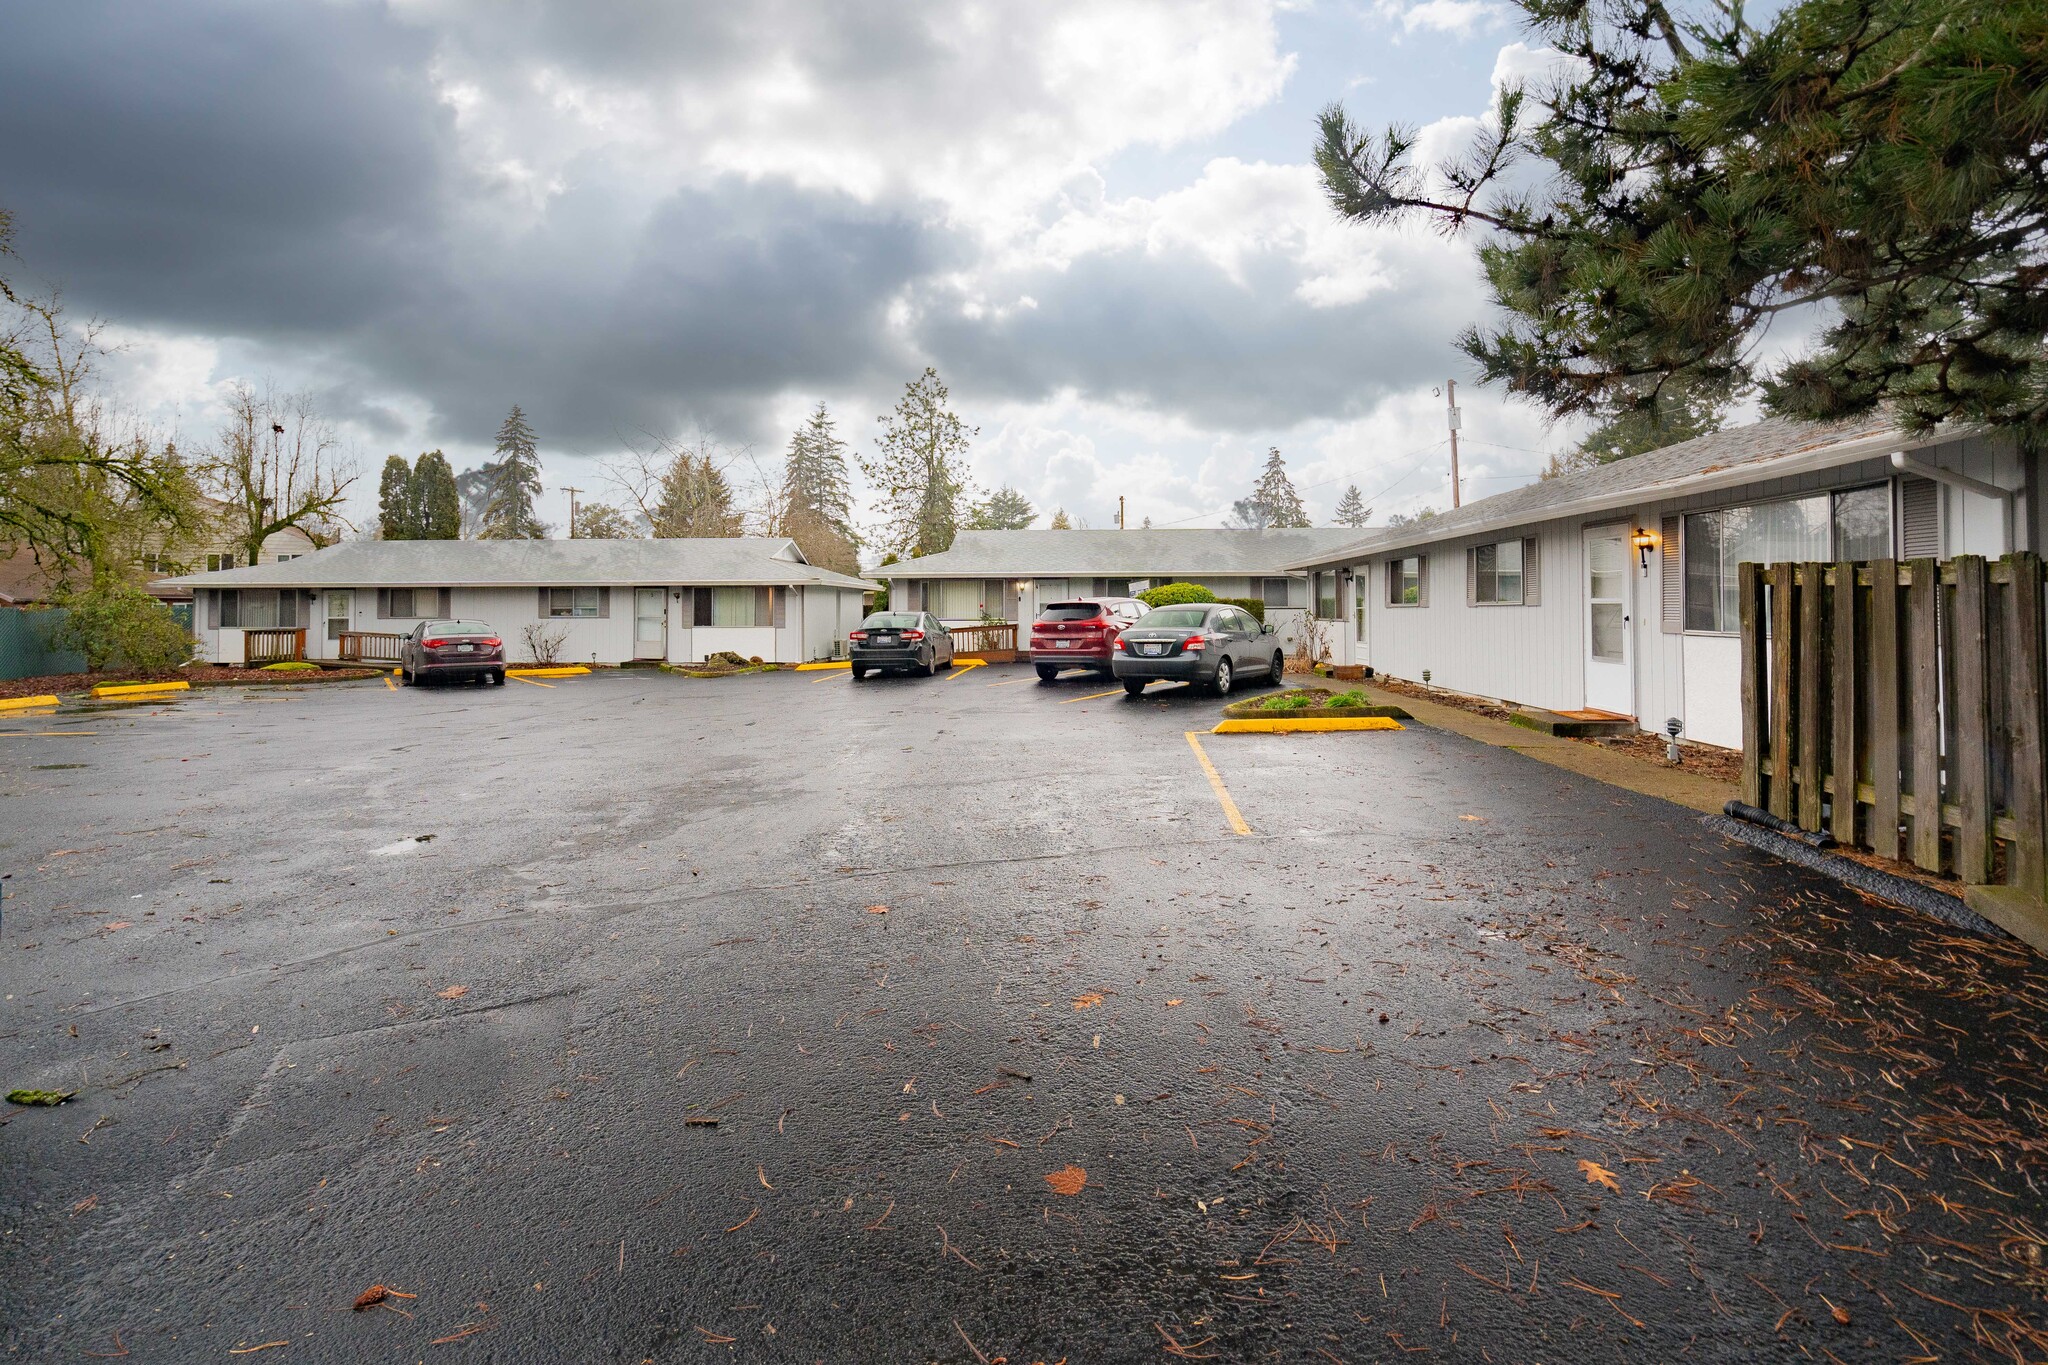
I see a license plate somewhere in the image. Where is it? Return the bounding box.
[1055,640,1072,649]
[1140,643,1164,656]
[874,635,896,645]
[457,643,474,652]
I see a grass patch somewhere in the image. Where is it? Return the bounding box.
[7,1088,74,1106]
[260,661,319,672]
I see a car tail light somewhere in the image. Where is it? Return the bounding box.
[1182,634,1206,652]
[902,629,924,641]
[480,637,501,649]
[423,638,447,649]
[1114,637,1126,651]
[849,630,868,640]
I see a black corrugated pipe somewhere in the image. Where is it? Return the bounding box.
[1724,800,1837,850]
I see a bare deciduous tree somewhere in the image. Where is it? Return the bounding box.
[204,383,355,568]
[606,431,774,538]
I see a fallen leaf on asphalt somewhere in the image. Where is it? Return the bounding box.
[865,905,889,915]
[1072,992,1104,1010]
[71,1193,98,1216]
[1578,1159,1622,1193]
[7,1089,74,1106]
[436,985,468,1000]
[1044,1165,1087,1196]
[1164,999,1184,1008]
[352,1284,415,1311]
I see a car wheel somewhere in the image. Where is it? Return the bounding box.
[1211,658,1234,696]
[400,667,414,686]
[1270,650,1285,682]
[851,666,868,680]
[1035,664,1059,683]
[922,654,938,677]
[491,670,506,687]
[1122,678,1147,696]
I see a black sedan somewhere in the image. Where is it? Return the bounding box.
[849,611,956,678]
[1111,603,1282,696]
[399,619,506,686]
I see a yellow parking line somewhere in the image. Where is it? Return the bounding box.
[384,676,397,691]
[1058,688,1125,704]
[508,674,555,688]
[944,659,988,681]
[985,677,1034,687]
[1185,731,1252,836]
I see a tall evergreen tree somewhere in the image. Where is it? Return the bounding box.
[377,455,416,539]
[966,486,1036,530]
[1314,0,2048,436]
[479,405,547,539]
[455,462,497,537]
[1227,448,1310,529]
[411,450,461,539]
[654,451,743,538]
[1333,484,1371,528]
[859,367,977,557]
[778,403,859,574]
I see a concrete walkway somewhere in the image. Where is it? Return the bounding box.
[1360,681,1737,815]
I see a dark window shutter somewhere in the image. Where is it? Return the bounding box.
[693,588,712,626]
[1523,537,1541,607]
[438,588,452,617]
[753,586,771,627]
[376,588,391,620]
[1900,476,1940,558]
[1659,516,1681,631]
[206,590,220,630]
[771,586,787,629]
[1418,556,1430,607]
[595,587,609,619]
[1465,549,1478,605]
[535,587,548,618]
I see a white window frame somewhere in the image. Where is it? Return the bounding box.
[1387,556,1426,607]
[1472,540,1525,605]
[1680,484,1893,636]
[547,587,601,619]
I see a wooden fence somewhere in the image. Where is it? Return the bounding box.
[1739,555,2047,949]
[243,628,307,665]
[337,631,406,665]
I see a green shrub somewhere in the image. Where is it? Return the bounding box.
[1260,692,1313,711]
[1219,597,1266,624]
[46,584,194,673]
[1325,690,1366,708]
[1137,581,1216,609]
[262,661,318,672]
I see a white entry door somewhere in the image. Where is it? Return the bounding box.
[633,588,667,660]
[1582,524,1633,715]
[325,590,352,656]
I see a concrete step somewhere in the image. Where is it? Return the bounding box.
[1507,708,1638,739]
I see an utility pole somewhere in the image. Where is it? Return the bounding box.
[1445,379,1463,508]
[563,485,583,538]
[1118,495,1126,530]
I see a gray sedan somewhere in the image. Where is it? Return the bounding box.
[849,611,956,678]
[1111,603,1282,696]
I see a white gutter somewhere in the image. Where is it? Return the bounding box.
[1290,427,1939,568]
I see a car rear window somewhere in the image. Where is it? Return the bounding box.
[1139,608,1210,629]
[862,614,921,629]
[1039,602,1105,621]
[429,621,493,634]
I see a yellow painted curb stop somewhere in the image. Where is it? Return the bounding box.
[91,680,191,699]
[1212,716,1404,734]
[795,660,851,671]
[0,694,61,712]
[505,666,591,678]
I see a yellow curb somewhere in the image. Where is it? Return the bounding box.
[1212,716,1405,734]
[505,666,590,678]
[0,694,61,712]
[91,680,191,699]
[795,660,851,671]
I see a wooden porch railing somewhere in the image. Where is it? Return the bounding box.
[337,630,405,664]
[947,622,1017,655]
[244,627,307,665]
[1739,555,2047,949]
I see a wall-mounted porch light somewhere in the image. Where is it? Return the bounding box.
[1631,526,1659,574]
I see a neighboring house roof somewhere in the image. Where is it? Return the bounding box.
[1291,414,1949,567]
[0,546,61,607]
[873,528,1374,579]
[158,537,881,592]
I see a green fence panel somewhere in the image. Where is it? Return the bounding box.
[0,607,87,681]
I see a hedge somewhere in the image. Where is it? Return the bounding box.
[1219,597,1265,623]
[1136,581,1217,608]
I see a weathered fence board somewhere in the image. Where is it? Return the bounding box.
[1740,553,2048,952]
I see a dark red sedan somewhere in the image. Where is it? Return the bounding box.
[1028,597,1148,681]
[399,619,506,686]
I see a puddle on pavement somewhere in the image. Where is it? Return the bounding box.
[31,764,88,770]
[371,835,438,856]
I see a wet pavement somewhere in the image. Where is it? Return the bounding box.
[1,666,2044,1363]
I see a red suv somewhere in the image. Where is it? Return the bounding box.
[1029,598,1148,681]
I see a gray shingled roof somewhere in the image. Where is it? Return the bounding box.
[1289,414,1934,567]
[873,527,1373,578]
[158,537,880,592]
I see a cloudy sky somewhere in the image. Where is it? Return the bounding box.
[0,0,1588,538]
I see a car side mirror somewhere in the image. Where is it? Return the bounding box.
[1260,621,1276,635]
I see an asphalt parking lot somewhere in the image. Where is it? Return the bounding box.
[3,665,2045,1362]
